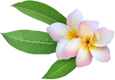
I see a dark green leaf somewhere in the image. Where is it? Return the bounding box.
[12,1,66,25]
[1,30,57,54]
[42,57,76,79]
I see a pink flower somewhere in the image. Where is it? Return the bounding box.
[75,22,114,67]
[47,9,114,67]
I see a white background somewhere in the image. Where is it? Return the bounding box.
[0,0,115,80]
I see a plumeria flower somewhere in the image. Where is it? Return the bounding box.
[47,9,114,67]
[47,10,83,60]
[75,22,114,67]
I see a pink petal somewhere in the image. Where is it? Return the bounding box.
[67,9,83,36]
[63,38,83,57]
[92,27,114,47]
[90,45,110,62]
[47,23,74,41]
[84,20,99,32]
[78,22,93,42]
[76,44,92,67]
[56,39,71,60]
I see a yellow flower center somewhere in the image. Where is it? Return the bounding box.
[83,35,93,46]
[66,29,79,40]
[66,31,78,40]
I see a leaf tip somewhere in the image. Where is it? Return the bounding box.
[11,3,16,7]
[0,33,3,36]
[41,77,44,79]
[42,74,49,79]
[11,2,22,7]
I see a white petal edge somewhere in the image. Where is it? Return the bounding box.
[47,23,74,41]
[56,39,71,60]
[92,27,114,47]
[84,20,99,32]
[90,45,111,62]
[76,44,92,67]
[67,9,83,36]
[78,22,93,42]
[63,38,83,57]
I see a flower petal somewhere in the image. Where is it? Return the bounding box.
[47,23,74,41]
[63,38,83,57]
[92,27,114,47]
[78,22,93,42]
[84,20,99,32]
[67,9,83,36]
[76,44,92,67]
[56,39,71,60]
[90,45,110,62]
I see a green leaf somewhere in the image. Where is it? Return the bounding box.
[42,57,76,79]
[12,1,66,25]
[1,30,57,54]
